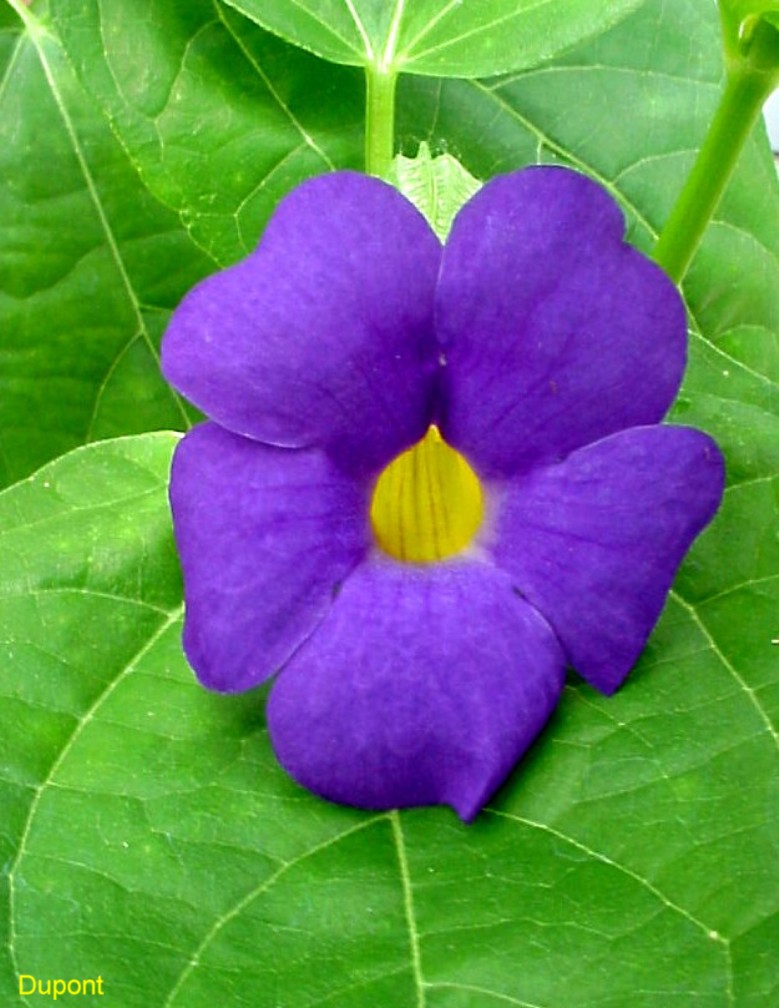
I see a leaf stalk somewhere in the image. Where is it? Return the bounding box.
[365,67,398,178]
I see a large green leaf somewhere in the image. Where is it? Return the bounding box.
[45,0,365,265]
[0,0,364,488]
[1,0,778,1004]
[1,411,777,1006]
[0,3,209,488]
[217,0,646,78]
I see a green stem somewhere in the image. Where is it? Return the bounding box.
[365,67,397,178]
[653,70,771,284]
[654,11,779,285]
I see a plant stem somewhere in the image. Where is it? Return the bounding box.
[365,67,397,178]
[653,71,771,283]
[654,13,779,285]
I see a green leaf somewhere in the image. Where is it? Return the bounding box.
[1,413,776,1007]
[0,3,211,488]
[217,0,647,78]
[46,0,365,265]
[0,434,181,998]
[0,0,18,30]
[1,0,365,488]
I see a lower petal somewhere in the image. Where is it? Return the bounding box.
[170,422,370,692]
[266,559,565,822]
[489,425,725,694]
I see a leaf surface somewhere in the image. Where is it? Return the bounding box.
[1,430,774,1008]
[218,0,646,77]
[46,0,365,264]
[0,0,364,487]
[0,3,211,488]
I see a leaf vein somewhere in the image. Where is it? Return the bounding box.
[408,0,557,63]
[162,815,386,1008]
[671,591,779,750]
[486,809,730,944]
[0,585,172,615]
[25,22,191,432]
[342,0,374,61]
[215,2,335,171]
[6,604,184,976]
[426,983,547,1008]
[391,810,426,1008]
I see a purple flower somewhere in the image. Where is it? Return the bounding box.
[161,167,724,822]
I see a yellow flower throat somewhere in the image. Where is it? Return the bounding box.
[370,425,484,563]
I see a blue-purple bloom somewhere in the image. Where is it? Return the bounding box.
[161,166,724,822]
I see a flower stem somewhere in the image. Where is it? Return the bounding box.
[654,19,779,284]
[365,67,397,178]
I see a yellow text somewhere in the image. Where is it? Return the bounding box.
[18,975,104,999]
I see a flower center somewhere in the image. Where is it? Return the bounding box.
[370,425,484,563]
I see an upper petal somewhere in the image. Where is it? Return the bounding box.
[436,167,687,477]
[267,559,565,822]
[162,172,442,476]
[170,422,370,692]
[489,425,725,694]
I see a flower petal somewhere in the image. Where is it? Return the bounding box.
[436,167,687,477]
[489,425,725,694]
[162,172,442,475]
[170,422,370,692]
[267,559,565,821]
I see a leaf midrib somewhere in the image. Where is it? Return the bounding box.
[6,3,192,434]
